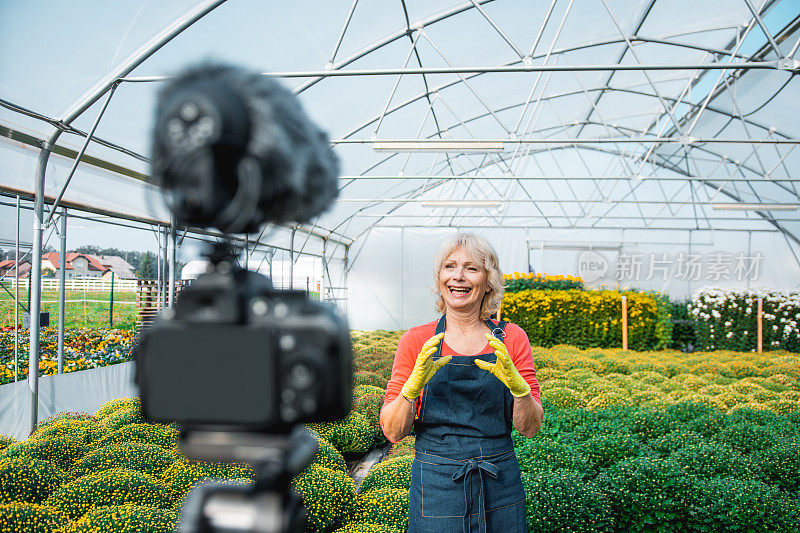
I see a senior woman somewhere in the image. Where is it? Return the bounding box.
[380,233,543,533]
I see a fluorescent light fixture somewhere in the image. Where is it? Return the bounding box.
[711,203,799,211]
[422,200,503,208]
[373,141,504,153]
[527,240,622,251]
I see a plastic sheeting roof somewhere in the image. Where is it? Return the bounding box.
[1,0,799,260]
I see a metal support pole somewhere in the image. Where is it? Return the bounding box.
[109,271,115,327]
[44,85,118,228]
[269,249,274,281]
[757,296,763,353]
[57,208,67,374]
[343,244,350,307]
[244,236,249,270]
[743,0,784,60]
[164,61,785,80]
[29,137,58,433]
[156,229,162,312]
[169,221,176,308]
[541,242,546,280]
[621,295,628,351]
[14,195,19,382]
[687,230,693,297]
[162,226,169,309]
[290,228,296,289]
[321,239,328,301]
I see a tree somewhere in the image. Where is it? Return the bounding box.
[42,267,56,278]
[73,245,101,255]
[136,252,156,279]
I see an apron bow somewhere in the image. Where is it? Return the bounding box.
[451,457,501,533]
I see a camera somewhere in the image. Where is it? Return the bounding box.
[135,249,352,434]
[133,63,351,532]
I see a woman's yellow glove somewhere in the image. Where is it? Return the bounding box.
[475,333,531,397]
[401,332,450,400]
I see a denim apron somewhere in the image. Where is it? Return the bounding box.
[408,315,527,533]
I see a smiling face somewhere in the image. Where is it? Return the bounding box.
[437,246,490,316]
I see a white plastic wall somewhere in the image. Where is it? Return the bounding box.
[0,362,136,440]
[346,227,800,330]
[346,226,529,330]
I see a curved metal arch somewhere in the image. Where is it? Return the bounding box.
[4,8,770,165]
[340,118,799,241]
[310,2,781,144]
[25,0,230,432]
[631,148,800,247]
[649,20,800,175]
[299,0,755,96]
[59,1,228,124]
[414,142,773,195]
[341,139,800,246]
[344,87,794,199]
[422,139,797,202]
[338,72,794,142]
[651,142,800,199]
[449,120,799,197]
[478,144,800,243]
[295,0,498,94]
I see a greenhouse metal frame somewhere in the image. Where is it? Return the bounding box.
[1,0,799,428]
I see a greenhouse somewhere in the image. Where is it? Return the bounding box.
[0,0,799,531]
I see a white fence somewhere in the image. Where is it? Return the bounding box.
[1,278,139,292]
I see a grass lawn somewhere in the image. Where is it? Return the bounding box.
[0,288,138,330]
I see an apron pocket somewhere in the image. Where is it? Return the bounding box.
[417,457,468,518]
[487,499,526,532]
[482,451,526,512]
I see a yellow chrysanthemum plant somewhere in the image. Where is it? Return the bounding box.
[357,455,412,494]
[532,344,800,414]
[502,289,660,350]
[292,466,356,532]
[0,502,64,533]
[61,503,178,533]
[504,272,584,292]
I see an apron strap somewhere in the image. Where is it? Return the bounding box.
[486,318,506,341]
[433,315,447,359]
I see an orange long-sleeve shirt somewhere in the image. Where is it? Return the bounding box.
[382,319,541,418]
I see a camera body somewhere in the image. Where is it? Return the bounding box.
[135,254,352,434]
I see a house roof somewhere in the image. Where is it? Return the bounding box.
[98,255,135,271]
[0,259,29,269]
[41,252,109,272]
[0,260,32,276]
[98,255,137,279]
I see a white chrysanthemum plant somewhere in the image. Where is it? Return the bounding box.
[688,287,800,352]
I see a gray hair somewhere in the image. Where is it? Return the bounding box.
[433,233,504,319]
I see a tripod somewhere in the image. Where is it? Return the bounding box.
[178,426,318,533]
